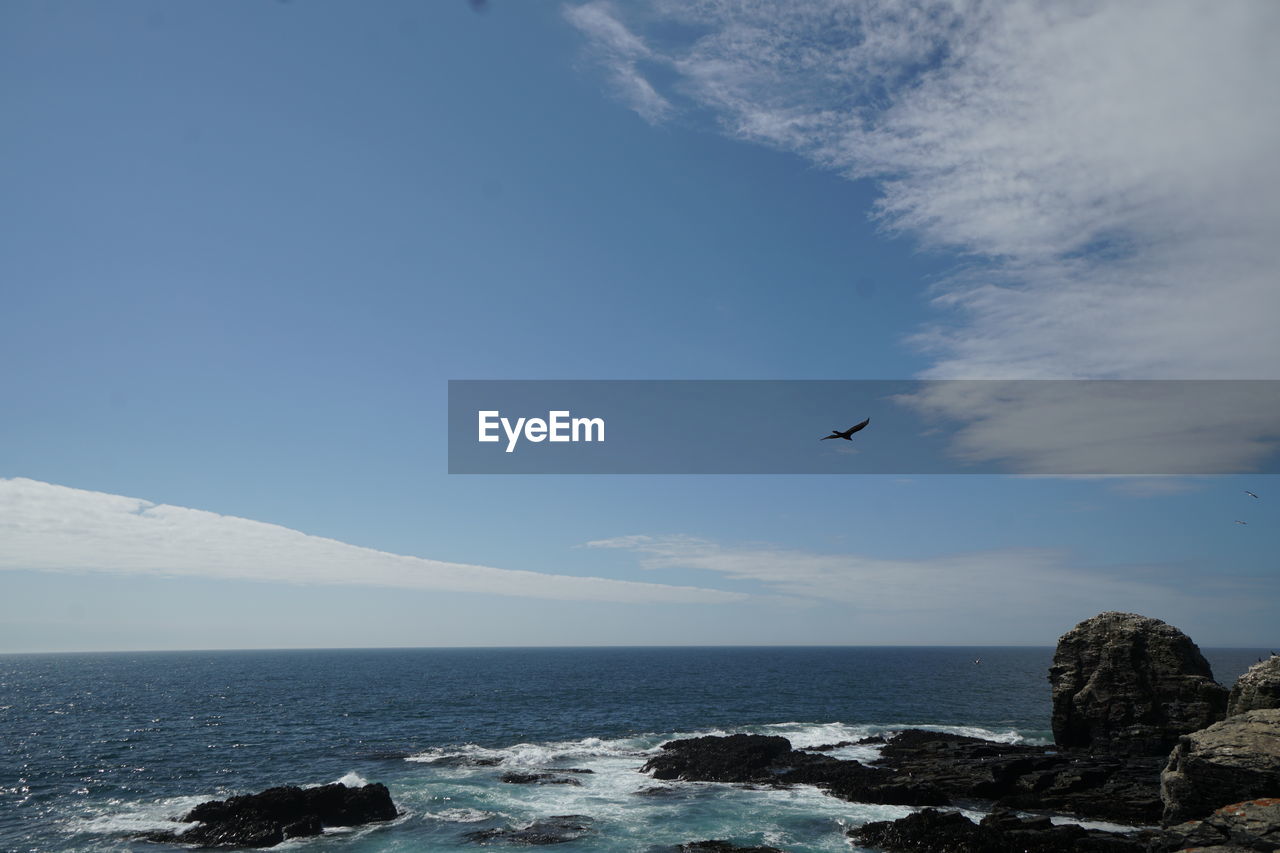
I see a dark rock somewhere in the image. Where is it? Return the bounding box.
[282,815,322,838]
[499,772,582,786]
[1049,612,1228,756]
[1158,798,1280,852]
[1160,709,1280,823]
[678,841,786,852]
[874,728,1164,823]
[1228,656,1280,716]
[850,807,1156,853]
[140,782,397,848]
[463,814,593,845]
[640,733,948,807]
[642,734,792,783]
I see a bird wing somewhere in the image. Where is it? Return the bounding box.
[847,417,871,434]
[820,434,837,440]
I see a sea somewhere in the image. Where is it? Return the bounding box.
[0,646,1267,853]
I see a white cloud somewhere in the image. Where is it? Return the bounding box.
[563,0,1280,380]
[891,380,1280,475]
[584,533,1268,630]
[0,479,745,605]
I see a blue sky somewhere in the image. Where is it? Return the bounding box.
[1,0,1277,652]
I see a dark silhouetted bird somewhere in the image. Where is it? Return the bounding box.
[1245,490,1259,499]
[821,418,870,441]
[1235,520,1248,525]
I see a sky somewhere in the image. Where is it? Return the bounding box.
[1,0,1277,652]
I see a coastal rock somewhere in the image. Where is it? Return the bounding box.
[641,733,948,807]
[1228,656,1280,716]
[145,782,398,848]
[642,734,792,783]
[1160,709,1280,824]
[1049,612,1228,756]
[463,814,593,845]
[873,728,1164,824]
[1159,798,1280,852]
[849,808,1155,853]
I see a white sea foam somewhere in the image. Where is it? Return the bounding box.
[334,770,371,787]
[66,794,209,837]
[423,806,500,823]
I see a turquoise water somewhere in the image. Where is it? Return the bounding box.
[0,646,1265,852]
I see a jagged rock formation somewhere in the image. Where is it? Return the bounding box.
[1228,655,1280,716]
[1160,708,1280,824]
[1049,612,1228,755]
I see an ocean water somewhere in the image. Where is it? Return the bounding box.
[0,646,1266,853]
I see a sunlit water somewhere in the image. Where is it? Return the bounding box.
[0,646,1265,852]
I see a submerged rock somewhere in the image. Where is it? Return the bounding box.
[499,772,583,785]
[1228,656,1280,716]
[141,782,398,848]
[1160,709,1280,824]
[678,841,787,852]
[463,814,593,845]
[1049,612,1228,756]
[850,808,1156,853]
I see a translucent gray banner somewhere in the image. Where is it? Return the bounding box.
[448,380,1280,475]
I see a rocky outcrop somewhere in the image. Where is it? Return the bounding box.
[643,734,793,783]
[874,728,1164,824]
[640,730,1162,822]
[849,808,1157,853]
[1228,656,1280,716]
[1049,612,1228,756]
[1160,709,1280,824]
[463,814,593,845]
[641,733,948,807]
[1160,798,1280,852]
[141,782,398,848]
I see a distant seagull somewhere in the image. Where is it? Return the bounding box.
[974,657,982,665]
[1235,520,1248,525]
[1245,490,1260,499]
[821,418,870,441]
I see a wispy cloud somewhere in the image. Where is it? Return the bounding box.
[563,0,1280,380]
[563,2,674,123]
[0,479,745,605]
[583,533,1268,629]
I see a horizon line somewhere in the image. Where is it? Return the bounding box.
[3,642,1272,657]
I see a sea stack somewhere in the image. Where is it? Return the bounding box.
[1048,612,1228,756]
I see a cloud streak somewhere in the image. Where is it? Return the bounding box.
[0,479,745,605]
[564,0,1280,380]
[585,533,1270,634]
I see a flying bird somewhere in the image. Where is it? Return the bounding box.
[1245,490,1260,499]
[1235,520,1248,525]
[821,418,870,441]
